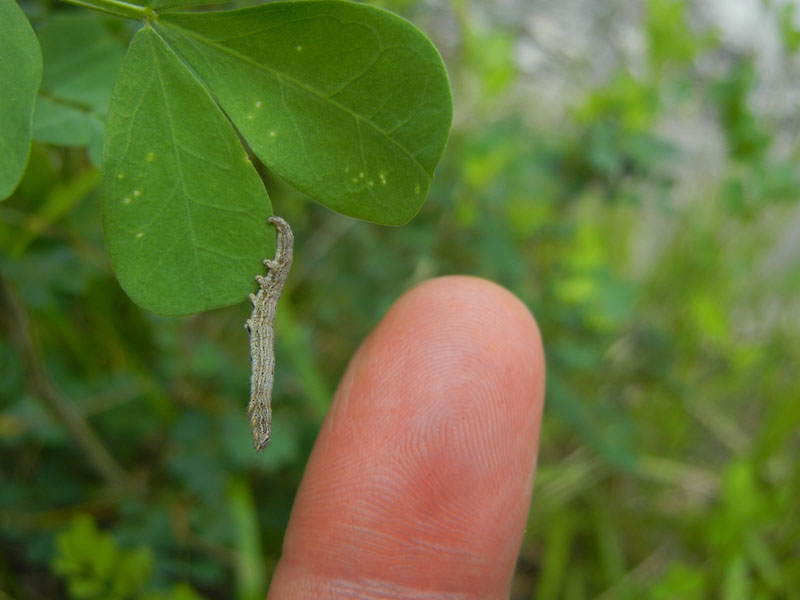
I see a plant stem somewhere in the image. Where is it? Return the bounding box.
[59,0,150,21]
[0,272,128,487]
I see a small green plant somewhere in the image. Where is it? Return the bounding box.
[1,0,452,315]
[52,514,204,600]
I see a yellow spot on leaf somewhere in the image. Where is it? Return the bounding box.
[136,232,144,238]
[133,189,141,197]
[296,45,303,51]
[146,152,155,162]
[122,197,131,205]
[117,173,125,180]
[255,100,262,108]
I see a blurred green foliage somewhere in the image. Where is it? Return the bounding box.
[2,0,800,598]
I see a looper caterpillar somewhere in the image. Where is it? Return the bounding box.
[245,216,293,451]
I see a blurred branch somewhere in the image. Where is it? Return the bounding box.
[11,168,100,258]
[686,399,751,455]
[0,488,129,531]
[0,271,128,487]
[636,455,718,501]
[595,542,672,600]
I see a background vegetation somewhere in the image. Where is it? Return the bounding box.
[2,0,799,598]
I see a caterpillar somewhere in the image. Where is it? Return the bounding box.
[245,216,293,451]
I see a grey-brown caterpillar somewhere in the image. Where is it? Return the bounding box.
[245,216,293,451]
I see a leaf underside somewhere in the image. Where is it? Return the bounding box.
[155,1,452,225]
[0,0,43,200]
[102,28,273,316]
[102,0,452,314]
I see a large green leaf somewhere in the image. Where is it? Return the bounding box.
[102,27,273,315]
[0,0,42,200]
[155,0,452,225]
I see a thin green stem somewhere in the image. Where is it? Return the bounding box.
[59,0,151,21]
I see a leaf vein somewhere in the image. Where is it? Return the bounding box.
[148,31,206,300]
[160,22,432,177]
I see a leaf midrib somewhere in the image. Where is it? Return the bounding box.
[147,29,206,302]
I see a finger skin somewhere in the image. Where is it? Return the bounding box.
[267,276,545,599]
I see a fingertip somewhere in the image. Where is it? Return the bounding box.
[377,275,544,381]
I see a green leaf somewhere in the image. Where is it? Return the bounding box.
[102,0,450,314]
[0,0,42,200]
[102,27,273,315]
[33,97,98,147]
[155,0,452,225]
[148,0,231,12]
[38,14,124,113]
[33,14,125,164]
